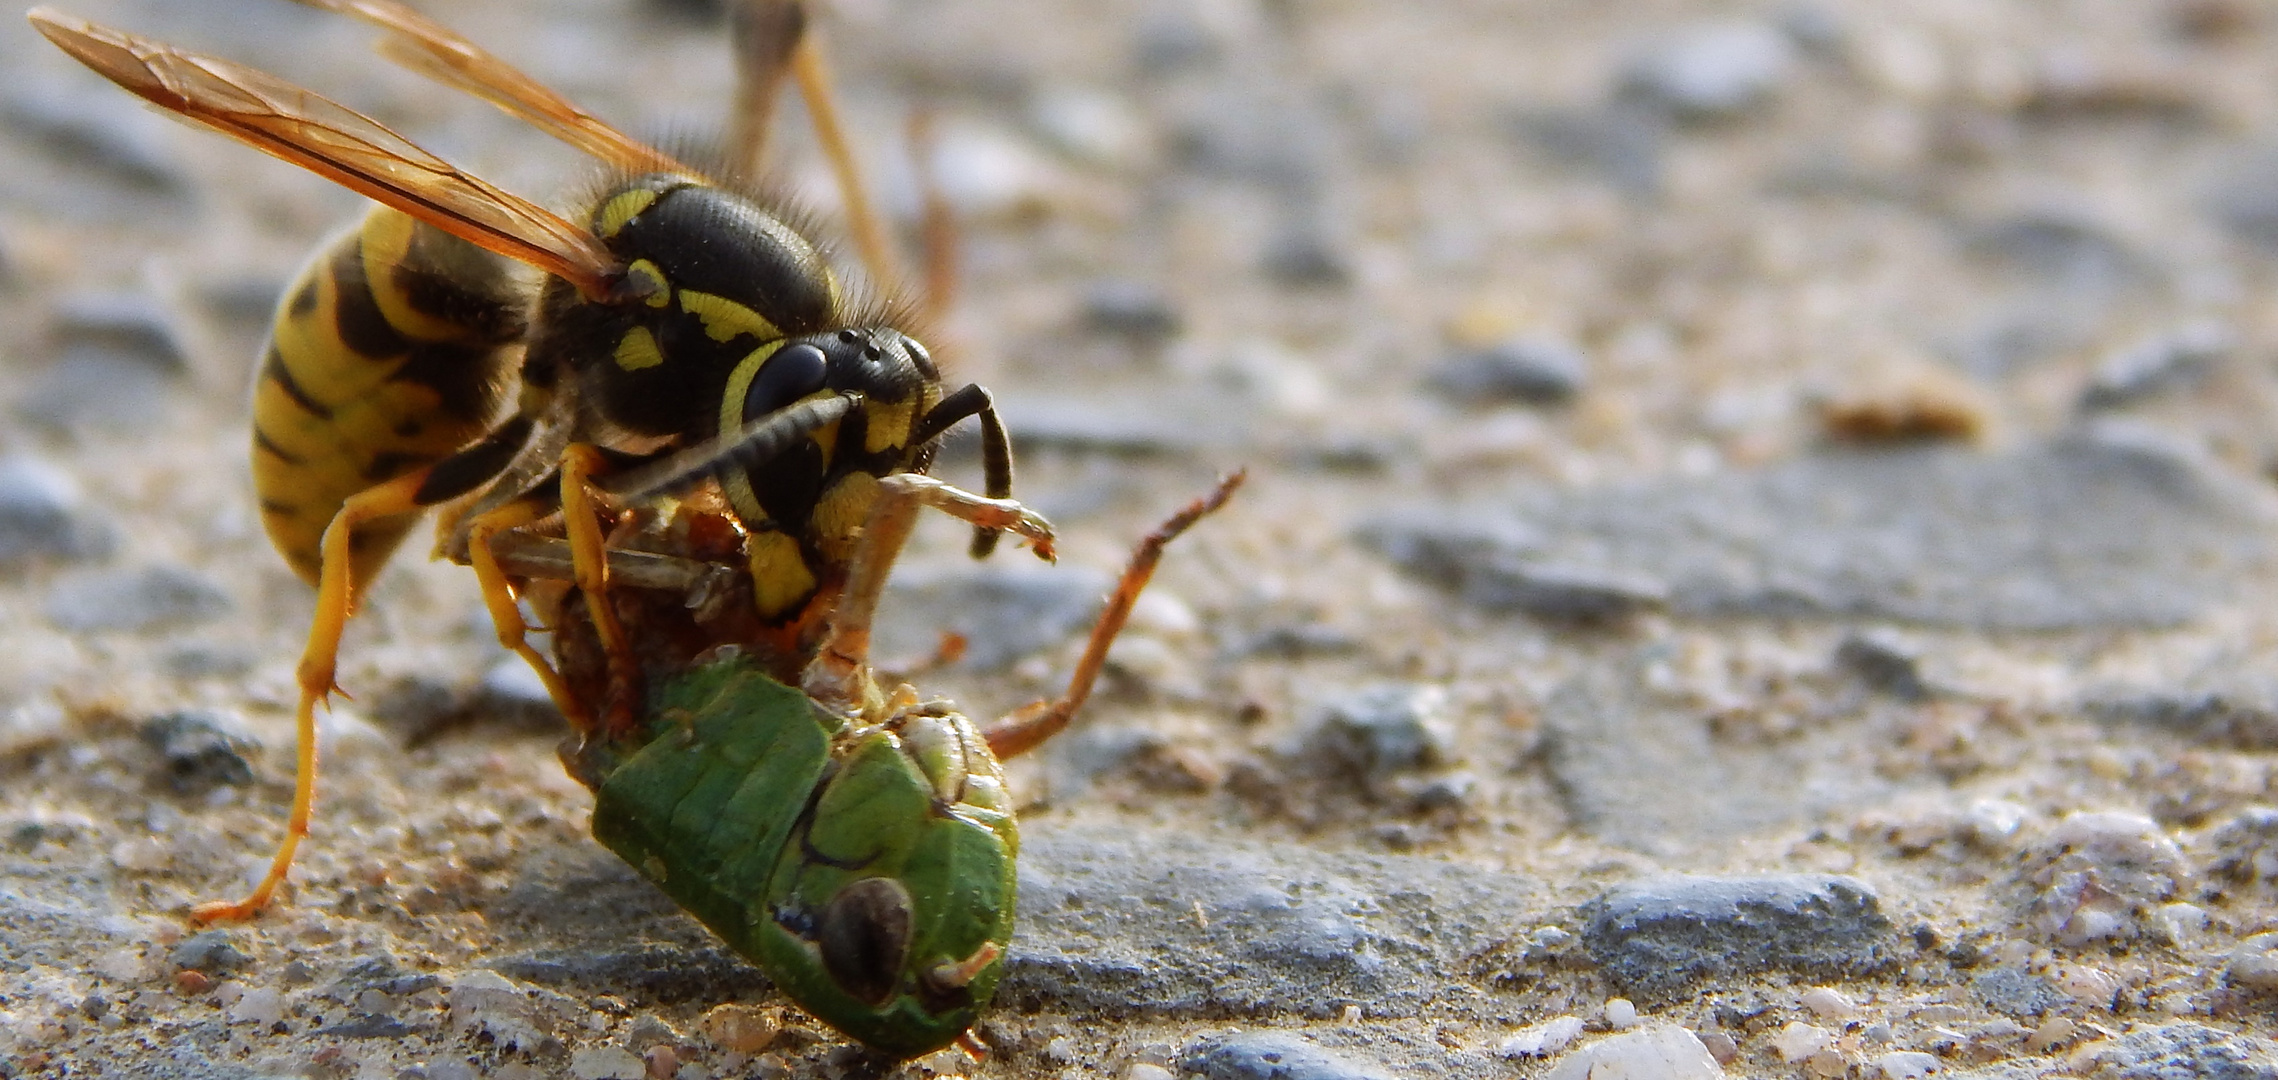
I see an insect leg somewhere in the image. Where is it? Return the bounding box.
[465,497,598,736]
[786,9,904,290]
[558,444,645,735]
[803,474,1057,710]
[726,0,806,178]
[982,471,1245,760]
[191,468,432,922]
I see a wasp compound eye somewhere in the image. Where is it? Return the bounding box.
[818,877,914,1006]
[741,342,829,425]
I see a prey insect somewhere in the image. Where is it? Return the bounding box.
[30,0,1021,923]
[503,471,1244,1057]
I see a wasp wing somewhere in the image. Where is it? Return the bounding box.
[28,9,624,298]
[287,0,690,175]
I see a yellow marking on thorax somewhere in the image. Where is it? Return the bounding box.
[680,290,780,343]
[624,259,671,308]
[614,326,664,371]
[746,529,818,618]
[596,188,659,238]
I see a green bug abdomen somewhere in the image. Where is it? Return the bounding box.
[584,655,1017,1058]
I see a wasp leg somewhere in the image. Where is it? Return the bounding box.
[192,469,431,922]
[726,0,805,178]
[787,12,903,290]
[557,443,644,735]
[983,471,1244,760]
[465,498,597,737]
[803,474,1056,711]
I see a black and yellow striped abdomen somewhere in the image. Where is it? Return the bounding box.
[252,206,526,587]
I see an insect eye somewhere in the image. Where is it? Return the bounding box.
[817,877,914,1006]
[742,343,829,424]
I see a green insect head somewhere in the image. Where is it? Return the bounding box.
[586,656,1020,1059]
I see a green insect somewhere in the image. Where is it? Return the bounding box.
[514,471,1244,1056]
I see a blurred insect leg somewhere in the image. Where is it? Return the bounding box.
[907,108,957,325]
[803,474,1057,709]
[726,0,806,178]
[465,498,597,736]
[789,23,904,290]
[557,444,643,735]
[191,469,432,922]
[984,470,1245,760]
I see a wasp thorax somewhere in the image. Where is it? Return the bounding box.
[817,876,914,1006]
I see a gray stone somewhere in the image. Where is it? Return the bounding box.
[2073,1022,2278,1080]
[2084,687,2278,749]
[1835,630,1929,701]
[1081,278,1182,340]
[1004,824,1545,1021]
[50,291,189,373]
[1301,684,1453,782]
[16,347,178,429]
[1544,1025,1723,1080]
[1261,223,1352,287]
[1361,438,2275,630]
[2080,322,2233,410]
[1515,105,1665,196]
[1539,651,1902,852]
[2208,147,2278,255]
[45,564,233,632]
[872,562,1113,670]
[1428,337,1587,405]
[1965,213,2153,293]
[1181,1032,1400,1080]
[1618,22,1796,122]
[0,455,115,568]
[2208,806,2278,886]
[170,930,252,974]
[1971,968,2067,1017]
[139,709,258,795]
[0,80,188,192]
[1579,874,1893,1003]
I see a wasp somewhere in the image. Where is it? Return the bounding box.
[29,0,1030,924]
[496,470,1242,1057]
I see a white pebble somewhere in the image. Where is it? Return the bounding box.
[569,1046,645,1080]
[1871,1051,1938,1079]
[1499,1016,1586,1058]
[227,986,284,1026]
[1544,1024,1724,1080]
[108,836,172,872]
[1773,1021,1834,1063]
[92,947,150,984]
[1800,987,1857,1020]
[2053,963,2122,1005]
[1604,997,1641,1029]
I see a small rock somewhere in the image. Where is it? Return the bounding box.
[108,836,172,872]
[1603,998,1641,1029]
[1515,105,1665,195]
[2080,322,2233,410]
[1027,85,1150,170]
[1835,631,1929,701]
[1500,1016,1586,1058]
[170,930,251,974]
[2228,933,2278,991]
[2015,812,2188,946]
[1546,1024,1725,1080]
[1619,22,1796,122]
[448,970,551,1051]
[1871,1051,1939,1080]
[2209,806,2278,885]
[1428,336,1587,405]
[1774,1023,1834,1063]
[226,986,284,1026]
[1303,683,1453,782]
[700,1003,777,1053]
[1965,213,2148,293]
[1971,968,2066,1018]
[1080,279,1182,340]
[1581,875,1892,1003]
[1180,1032,1397,1080]
[139,710,258,795]
[570,1046,645,1080]
[1800,987,1858,1020]
[1261,222,1351,287]
[0,455,115,567]
[44,564,232,632]
[924,121,1065,223]
[50,291,188,373]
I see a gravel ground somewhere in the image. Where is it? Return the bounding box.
[10,1,2278,1078]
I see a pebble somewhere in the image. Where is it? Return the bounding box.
[2228,933,2278,991]
[1774,1022,1834,1063]
[1179,1031,1398,1080]
[2016,811,2187,945]
[1515,105,1665,196]
[50,291,189,373]
[2210,806,2278,885]
[138,709,258,795]
[1500,1016,1586,1058]
[2079,321,2233,410]
[1619,22,1796,122]
[1027,85,1151,170]
[1260,222,1353,288]
[0,455,116,568]
[571,1046,646,1080]
[1302,683,1453,781]
[1800,987,1858,1020]
[1965,212,2148,293]
[1581,874,1892,1003]
[1545,1024,1724,1080]
[1870,1051,1939,1080]
[169,930,251,974]
[44,564,232,632]
[2071,1022,2278,1079]
[1427,336,1588,405]
[226,985,284,1026]
[1972,968,2067,1018]
[447,970,551,1052]
[1603,998,1640,1029]
[1834,631,1930,701]
[700,1003,777,1053]
[1080,278,1182,341]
